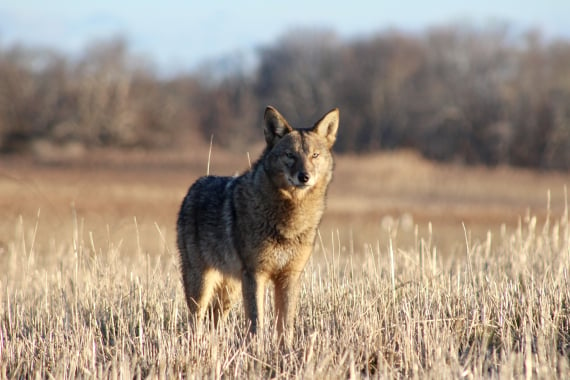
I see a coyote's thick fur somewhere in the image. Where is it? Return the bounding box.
[177,106,339,343]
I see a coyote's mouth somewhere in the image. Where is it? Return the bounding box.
[286,176,311,189]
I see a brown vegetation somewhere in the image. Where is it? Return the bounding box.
[1,152,570,377]
[2,150,568,255]
[2,24,570,168]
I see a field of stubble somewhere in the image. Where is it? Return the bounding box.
[1,149,570,378]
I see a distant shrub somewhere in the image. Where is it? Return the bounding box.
[2,25,570,169]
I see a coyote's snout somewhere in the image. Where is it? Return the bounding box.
[177,106,339,344]
[283,151,320,188]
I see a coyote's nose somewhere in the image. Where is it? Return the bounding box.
[298,172,310,184]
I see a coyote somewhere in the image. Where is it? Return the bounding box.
[177,106,339,343]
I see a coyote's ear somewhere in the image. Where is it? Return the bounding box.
[264,106,292,146]
[312,108,339,149]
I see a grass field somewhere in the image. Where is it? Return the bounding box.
[1,150,570,378]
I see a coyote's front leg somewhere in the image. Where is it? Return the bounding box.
[274,271,302,345]
[241,270,267,337]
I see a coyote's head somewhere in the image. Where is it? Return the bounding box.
[262,106,339,195]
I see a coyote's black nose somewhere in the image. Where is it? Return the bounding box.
[298,172,310,184]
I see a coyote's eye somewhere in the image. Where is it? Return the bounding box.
[285,152,295,159]
[312,152,320,159]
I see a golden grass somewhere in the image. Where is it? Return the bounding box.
[1,150,570,377]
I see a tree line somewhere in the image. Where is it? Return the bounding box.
[1,23,570,169]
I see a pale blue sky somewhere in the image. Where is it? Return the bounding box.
[1,1,569,74]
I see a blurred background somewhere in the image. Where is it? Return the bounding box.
[2,1,570,257]
[1,0,570,169]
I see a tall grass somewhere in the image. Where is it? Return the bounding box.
[1,203,570,378]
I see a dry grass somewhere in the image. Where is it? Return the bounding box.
[1,150,570,378]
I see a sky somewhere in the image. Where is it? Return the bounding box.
[1,1,569,75]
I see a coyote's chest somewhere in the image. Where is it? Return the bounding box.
[237,195,321,271]
[273,210,319,242]
[268,192,324,241]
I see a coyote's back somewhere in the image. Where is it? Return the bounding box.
[177,106,339,344]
